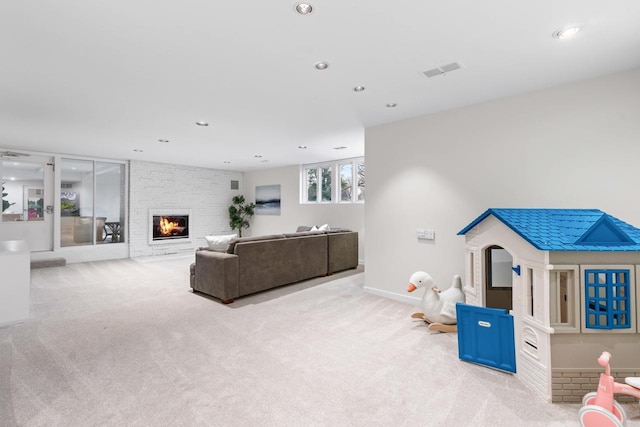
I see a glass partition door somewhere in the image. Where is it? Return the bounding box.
[60,159,125,247]
[0,156,54,251]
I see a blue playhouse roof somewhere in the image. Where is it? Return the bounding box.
[457,208,640,251]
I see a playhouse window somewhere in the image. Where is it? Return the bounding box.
[584,269,631,329]
[466,250,476,288]
[526,268,534,317]
[550,269,579,332]
[485,246,512,288]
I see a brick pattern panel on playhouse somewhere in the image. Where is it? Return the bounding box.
[552,369,640,403]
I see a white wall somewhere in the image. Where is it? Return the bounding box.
[243,165,365,262]
[365,68,640,302]
[129,161,243,258]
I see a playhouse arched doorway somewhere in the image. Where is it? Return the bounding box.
[484,245,513,311]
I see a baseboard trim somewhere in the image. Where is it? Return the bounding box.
[362,286,421,306]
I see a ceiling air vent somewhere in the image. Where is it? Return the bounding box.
[422,61,463,78]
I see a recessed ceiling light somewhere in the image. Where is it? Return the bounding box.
[9,177,16,181]
[157,139,170,143]
[195,121,209,126]
[353,86,365,92]
[224,161,231,164]
[315,62,329,70]
[298,145,307,149]
[553,25,582,39]
[133,149,144,152]
[333,146,348,150]
[295,3,313,15]
[254,155,262,158]
[386,103,397,108]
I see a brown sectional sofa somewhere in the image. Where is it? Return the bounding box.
[190,229,358,303]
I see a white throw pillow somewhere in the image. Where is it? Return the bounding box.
[318,224,330,231]
[310,226,319,231]
[204,234,237,252]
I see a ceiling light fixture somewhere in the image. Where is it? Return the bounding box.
[254,155,262,158]
[553,25,582,39]
[133,149,144,152]
[386,103,397,108]
[195,121,209,126]
[298,145,307,149]
[224,161,231,164]
[158,139,170,143]
[315,62,329,70]
[333,146,347,150]
[353,86,365,92]
[295,3,313,15]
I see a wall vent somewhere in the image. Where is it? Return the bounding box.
[422,61,463,78]
[230,180,239,190]
[61,183,73,189]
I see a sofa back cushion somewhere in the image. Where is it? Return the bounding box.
[235,234,328,294]
[227,234,285,254]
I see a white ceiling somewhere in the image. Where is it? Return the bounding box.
[2,1,640,171]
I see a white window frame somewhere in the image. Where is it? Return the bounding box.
[301,157,364,204]
[548,265,580,333]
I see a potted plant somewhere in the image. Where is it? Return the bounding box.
[2,182,15,212]
[228,195,255,237]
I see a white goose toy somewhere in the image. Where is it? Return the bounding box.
[407,271,465,333]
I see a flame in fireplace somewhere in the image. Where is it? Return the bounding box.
[159,216,180,236]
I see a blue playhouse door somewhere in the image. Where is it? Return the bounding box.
[456,303,516,373]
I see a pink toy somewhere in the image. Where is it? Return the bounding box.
[578,351,640,426]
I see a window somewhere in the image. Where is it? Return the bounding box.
[485,246,512,288]
[584,269,631,330]
[60,159,126,246]
[304,168,317,202]
[527,268,534,317]
[339,163,352,202]
[356,161,365,201]
[1,160,45,222]
[320,166,332,202]
[549,267,579,332]
[466,250,476,289]
[302,157,364,204]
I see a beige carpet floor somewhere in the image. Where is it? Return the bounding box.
[1,256,638,426]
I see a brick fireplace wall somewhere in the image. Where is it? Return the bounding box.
[129,160,242,258]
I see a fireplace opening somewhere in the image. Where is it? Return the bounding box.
[152,215,189,241]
